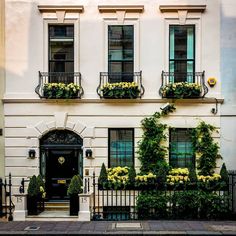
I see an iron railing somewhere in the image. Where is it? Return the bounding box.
[0,173,14,221]
[35,72,84,98]
[97,71,145,98]
[92,172,235,221]
[159,71,208,98]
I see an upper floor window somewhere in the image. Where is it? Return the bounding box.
[108,128,134,167]
[108,25,134,82]
[169,128,194,168]
[49,25,74,83]
[169,25,195,83]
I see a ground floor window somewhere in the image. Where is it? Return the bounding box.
[108,128,134,167]
[169,128,194,168]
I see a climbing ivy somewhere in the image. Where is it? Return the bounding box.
[137,104,175,178]
[191,121,221,176]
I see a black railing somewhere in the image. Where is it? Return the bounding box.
[159,71,208,98]
[0,173,14,221]
[97,72,145,99]
[35,72,84,99]
[92,172,235,221]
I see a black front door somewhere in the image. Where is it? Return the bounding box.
[46,149,79,200]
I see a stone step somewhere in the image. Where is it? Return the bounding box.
[26,211,78,221]
[44,201,70,211]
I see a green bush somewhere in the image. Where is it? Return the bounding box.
[172,191,199,219]
[220,163,228,183]
[98,163,108,188]
[137,191,169,219]
[67,175,83,196]
[128,167,136,188]
[188,164,197,183]
[28,175,40,197]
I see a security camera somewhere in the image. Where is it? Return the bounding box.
[160,103,170,111]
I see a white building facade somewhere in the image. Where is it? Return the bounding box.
[3,0,228,206]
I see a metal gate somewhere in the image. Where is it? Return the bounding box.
[0,173,14,221]
[228,170,236,215]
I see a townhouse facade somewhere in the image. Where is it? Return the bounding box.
[3,0,236,218]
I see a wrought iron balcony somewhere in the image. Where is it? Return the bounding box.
[97,72,145,99]
[35,72,84,99]
[159,71,208,99]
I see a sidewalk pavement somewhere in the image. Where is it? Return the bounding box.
[0,220,236,235]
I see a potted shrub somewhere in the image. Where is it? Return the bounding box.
[98,163,108,190]
[67,175,83,216]
[27,175,40,215]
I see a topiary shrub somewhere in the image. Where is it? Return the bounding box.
[188,164,197,183]
[98,163,108,189]
[127,167,136,189]
[28,175,40,197]
[220,163,229,189]
[67,175,83,196]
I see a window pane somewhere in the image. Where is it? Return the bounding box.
[169,25,195,82]
[109,129,134,167]
[169,129,194,168]
[108,25,134,81]
[49,25,74,79]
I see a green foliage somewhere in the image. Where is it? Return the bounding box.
[220,163,228,183]
[137,191,169,219]
[128,166,136,186]
[137,107,175,178]
[98,163,108,187]
[188,164,197,183]
[101,82,140,99]
[161,82,201,99]
[172,191,199,218]
[136,190,230,220]
[43,83,80,99]
[28,175,40,197]
[67,175,83,196]
[191,121,221,175]
[36,175,45,189]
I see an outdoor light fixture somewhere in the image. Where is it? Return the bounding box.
[28,149,36,159]
[85,149,93,158]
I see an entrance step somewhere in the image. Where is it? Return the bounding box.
[44,201,69,211]
[26,211,78,221]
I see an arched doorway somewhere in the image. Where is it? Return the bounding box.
[40,130,83,200]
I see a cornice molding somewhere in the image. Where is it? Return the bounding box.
[159,5,206,13]
[38,5,84,13]
[98,5,144,13]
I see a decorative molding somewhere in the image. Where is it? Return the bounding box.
[38,5,84,22]
[159,5,206,13]
[98,5,144,13]
[178,10,188,25]
[3,98,225,104]
[38,5,84,13]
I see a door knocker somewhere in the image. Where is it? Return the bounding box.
[58,156,65,165]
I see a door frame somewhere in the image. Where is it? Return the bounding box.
[39,130,83,200]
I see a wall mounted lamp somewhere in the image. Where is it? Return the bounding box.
[28,149,36,159]
[85,149,93,159]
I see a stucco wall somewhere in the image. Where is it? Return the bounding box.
[220,0,236,170]
[3,0,224,194]
[0,0,5,179]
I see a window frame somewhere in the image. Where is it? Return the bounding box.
[169,24,196,82]
[108,25,134,82]
[164,19,201,74]
[169,128,195,168]
[108,128,135,168]
[104,20,140,75]
[43,20,80,75]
